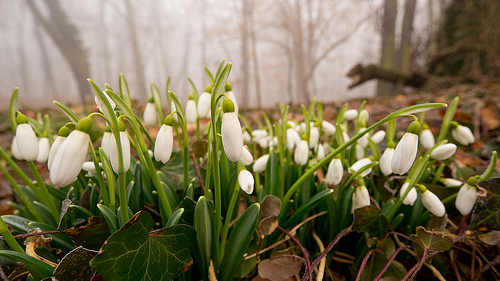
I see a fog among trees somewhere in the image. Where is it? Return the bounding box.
[0,0,446,110]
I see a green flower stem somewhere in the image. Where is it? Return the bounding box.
[431,163,446,184]
[167,92,190,190]
[119,73,132,109]
[281,103,447,211]
[0,216,24,253]
[27,161,59,222]
[437,96,459,142]
[479,151,497,182]
[99,148,115,211]
[150,82,163,127]
[0,165,43,222]
[135,116,155,148]
[0,148,37,193]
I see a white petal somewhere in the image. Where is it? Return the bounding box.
[455,184,477,216]
[370,131,386,145]
[325,158,343,186]
[321,120,336,136]
[100,132,112,158]
[399,182,417,206]
[442,178,462,187]
[185,100,198,123]
[430,143,457,160]
[222,112,243,162]
[11,136,23,160]
[355,143,365,160]
[50,131,89,186]
[316,144,326,160]
[238,170,254,194]
[143,102,157,126]
[344,109,358,121]
[82,161,97,177]
[16,123,39,161]
[421,190,446,217]
[391,133,418,175]
[309,127,320,149]
[36,137,50,163]
[452,125,475,146]
[286,128,300,150]
[170,102,179,123]
[294,140,309,166]
[239,146,253,165]
[253,154,270,173]
[154,125,173,164]
[109,131,131,173]
[349,158,373,177]
[357,127,369,148]
[197,92,211,118]
[419,129,435,150]
[379,148,394,176]
[251,129,268,140]
[352,185,370,212]
[48,136,66,170]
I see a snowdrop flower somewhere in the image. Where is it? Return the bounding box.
[225,83,239,115]
[391,121,420,175]
[309,126,320,149]
[243,130,252,143]
[451,122,475,146]
[238,169,254,194]
[286,127,301,150]
[143,98,157,126]
[349,158,374,177]
[325,158,343,186]
[455,178,477,216]
[36,136,50,163]
[221,99,243,162]
[109,120,131,173]
[358,109,369,126]
[419,185,446,217]
[357,127,369,148]
[251,129,268,141]
[239,146,253,165]
[430,143,457,160]
[154,115,174,164]
[419,126,435,150]
[352,184,370,212]
[253,154,269,173]
[399,182,417,206]
[370,130,386,145]
[294,139,309,166]
[441,178,462,187]
[379,145,395,176]
[322,120,336,136]
[197,84,212,118]
[100,126,112,158]
[50,117,92,186]
[343,109,358,121]
[15,113,39,161]
[82,161,97,177]
[48,127,69,170]
[10,136,22,160]
[355,144,365,160]
[257,136,271,149]
[315,143,326,160]
[185,93,198,123]
[95,91,116,113]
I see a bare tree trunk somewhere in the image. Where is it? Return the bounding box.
[377,0,397,96]
[124,0,147,100]
[241,0,250,108]
[399,0,417,76]
[25,0,91,103]
[100,0,111,82]
[249,0,262,108]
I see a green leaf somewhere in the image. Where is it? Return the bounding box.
[63,217,111,251]
[9,88,19,132]
[265,150,281,197]
[68,205,94,220]
[283,189,333,229]
[436,96,458,142]
[219,203,260,281]
[160,152,203,191]
[353,206,392,242]
[0,250,55,281]
[166,208,184,227]
[410,226,454,259]
[471,178,500,230]
[194,196,214,274]
[53,101,80,124]
[53,246,98,281]
[97,204,118,233]
[90,211,195,281]
[204,65,214,83]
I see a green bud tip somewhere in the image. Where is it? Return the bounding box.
[286,123,292,129]
[148,97,155,103]
[387,140,396,148]
[225,82,232,92]
[300,134,307,141]
[223,99,235,113]
[415,184,427,193]
[41,132,48,138]
[467,177,478,186]
[188,92,194,100]
[117,119,126,132]
[58,126,70,137]
[104,125,111,132]
[16,112,29,125]
[163,115,174,126]
[75,117,93,134]
[450,121,459,129]
[407,121,421,135]
[204,84,213,93]
[422,123,429,130]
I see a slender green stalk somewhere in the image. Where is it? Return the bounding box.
[167,92,190,190]
[27,161,59,222]
[88,143,109,207]
[0,148,38,194]
[0,216,24,253]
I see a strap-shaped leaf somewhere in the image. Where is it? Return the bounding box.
[283,189,333,229]
[0,250,55,281]
[97,204,117,233]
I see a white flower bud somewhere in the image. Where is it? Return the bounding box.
[419,128,435,150]
[325,158,343,186]
[430,143,457,160]
[441,178,462,187]
[251,129,268,141]
[109,131,131,173]
[294,140,309,166]
[455,183,477,216]
[253,154,269,173]
[11,136,22,160]
[309,127,320,149]
[286,128,301,151]
[370,130,386,145]
[391,132,418,175]
[238,170,254,194]
[222,112,243,162]
[50,131,89,186]
[421,189,446,217]
[16,123,39,161]
[243,130,252,143]
[197,92,211,118]
[315,144,326,160]
[358,109,369,124]
[379,147,394,176]
[82,161,97,177]
[48,135,67,170]
[452,124,475,146]
[101,131,112,158]
[399,182,417,206]
[154,123,173,164]
[321,120,336,136]
[36,137,50,163]
[239,146,253,165]
[343,109,358,121]
[226,91,239,115]
[349,158,374,177]
[357,127,369,148]
[352,185,370,213]
[143,102,157,126]
[355,144,365,160]
[185,99,197,123]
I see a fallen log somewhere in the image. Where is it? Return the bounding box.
[346,63,427,89]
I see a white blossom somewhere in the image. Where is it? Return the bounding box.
[197,92,211,118]
[430,143,457,160]
[379,148,394,176]
[349,158,374,177]
[352,185,370,213]
[286,128,301,151]
[343,109,358,121]
[109,131,131,173]
[294,140,309,166]
[325,158,343,186]
[36,137,50,163]
[253,154,269,173]
[221,99,243,162]
[154,121,174,164]
[15,123,39,162]
[441,178,463,187]
[370,131,386,145]
[10,136,22,160]
[321,120,336,136]
[309,127,320,149]
[185,99,198,123]
[391,132,418,175]
[452,124,475,146]
[143,102,157,126]
[421,189,446,217]
[239,146,253,165]
[455,183,477,216]
[399,182,417,206]
[419,128,435,150]
[238,170,254,194]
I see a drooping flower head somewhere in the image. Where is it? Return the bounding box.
[197,84,213,119]
[143,97,157,126]
[391,120,420,175]
[225,82,239,115]
[221,98,243,162]
[352,182,370,213]
[430,143,457,160]
[109,119,131,173]
[455,177,478,216]
[451,121,475,146]
[239,146,254,165]
[185,93,198,123]
[349,157,374,177]
[379,141,395,176]
[253,154,270,173]
[15,112,39,161]
[95,91,116,114]
[325,157,343,186]
[399,181,417,206]
[36,134,50,164]
[154,115,174,164]
[100,126,112,158]
[238,169,254,194]
[294,135,309,166]
[50,117,93,186]
[417,184,446,217]
[48,126,70,170]
[419,124,435,150]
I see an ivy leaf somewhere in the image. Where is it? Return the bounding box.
[160,152,204,191]
[410,226,454,259]
[63,217,111,251]
[353,205,392,244]
[471,178,500,230]
[53,246,98,281]
[90,211,195,281]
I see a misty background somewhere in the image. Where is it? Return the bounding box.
[0,0,446,110]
